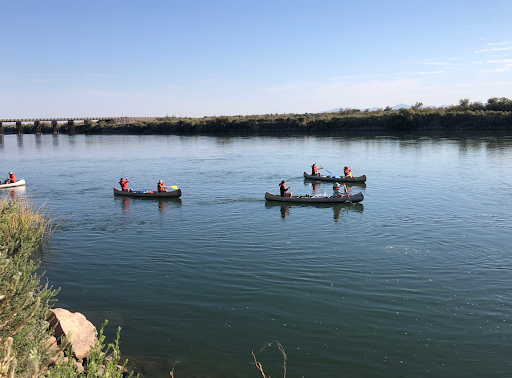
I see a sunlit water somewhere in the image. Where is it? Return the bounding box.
[1,133,512,378]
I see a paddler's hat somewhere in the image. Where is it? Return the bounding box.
[8,172,12,174]
[281,180,285,183]
[159,180,163,183]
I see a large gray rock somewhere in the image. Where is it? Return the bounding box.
[48,308,97,360]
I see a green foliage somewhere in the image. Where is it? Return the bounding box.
[0,198,57,377]
[1,96,511,135]
[0,199,134,378]
[45,321,134,378]
[411,102,423,111]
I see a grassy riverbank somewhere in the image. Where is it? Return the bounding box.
[2,97,512,135]
[0,198,131,378]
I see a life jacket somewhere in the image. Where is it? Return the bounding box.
[119,179,128,190]
[157,182,165,192]
[8,173,15,182]
[279,183,287,190]
[344,168,352,177]
[312,165,318,173]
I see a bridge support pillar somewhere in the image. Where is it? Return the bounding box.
[16,121,23,135]
[0,122,3,135]
[67,120,75,134]
[52,120,58,134]
[34,121,41,134]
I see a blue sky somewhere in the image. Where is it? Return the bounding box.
[1,0,511,118]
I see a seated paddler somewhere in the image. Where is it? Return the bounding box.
[333,183,343,197]
[343,166,353,178]
[157,180,167,192]
[119,177,132,192]
[3,172,15,184]
[311,163,322,176]
[279,180,290,197]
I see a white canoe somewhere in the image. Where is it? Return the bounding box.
[0,179,25,189]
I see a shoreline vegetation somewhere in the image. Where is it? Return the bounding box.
[2,97,512,135]
[0,197,133,378]
[0,197,290,378]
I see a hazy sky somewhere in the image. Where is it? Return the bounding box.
[1,0,511,118]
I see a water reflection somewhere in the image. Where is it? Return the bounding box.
[35,134,42,149]
[116,196,182,216]
[0,135,3,149]
[265,201,364,222]
[0,186,26,199]
[121,197,130,215]
[303,179,366,192]
[17,135,23,148]
[52,134,59,147]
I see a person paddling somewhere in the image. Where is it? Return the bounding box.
[311,163,322,176]
[3,172,15,184]
[119,178,132,192]
[343,166,353,178]
[157,180,168,193]
[279,180,290,197]
[333,183,342,197]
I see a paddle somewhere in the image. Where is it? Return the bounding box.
[322,168,337,177]
[343,183,353,204]
[121,173,136,191]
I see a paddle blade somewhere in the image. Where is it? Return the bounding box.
[170,185,178,189]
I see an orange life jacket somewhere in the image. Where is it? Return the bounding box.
[157,182,165,192]
[9,173,15,182]
[119,179,128,190]
[279,183,287,190]
[312,165,318,173]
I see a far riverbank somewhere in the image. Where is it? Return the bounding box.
[2,97,512,135]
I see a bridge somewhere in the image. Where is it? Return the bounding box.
[0,117,159,134]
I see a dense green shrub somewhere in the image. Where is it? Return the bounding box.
[0,199,133,378]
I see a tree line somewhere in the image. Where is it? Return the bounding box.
[2,97,511,134]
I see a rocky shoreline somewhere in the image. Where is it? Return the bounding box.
[47,308,128,376]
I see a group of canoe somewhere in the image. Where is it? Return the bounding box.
[1,164,366,204]
[266,164,365,204]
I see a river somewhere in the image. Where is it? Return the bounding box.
[1,132,512,377]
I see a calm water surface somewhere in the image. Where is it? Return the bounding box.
[1,133,512,377]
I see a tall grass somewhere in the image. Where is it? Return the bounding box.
[0,198,133,378]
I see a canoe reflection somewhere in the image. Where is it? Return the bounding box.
[304,179,366,191]
[265,201,363,222]
[115,196,182,216]
[3,186,26,199]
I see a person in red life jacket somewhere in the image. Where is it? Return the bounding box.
[343,166,353,178]
[119,178,132,192]
[157,180,167,192]
[3,172,15,184]
[332,183,342,197]
[311,163,322,176]
[279,180,290,197]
